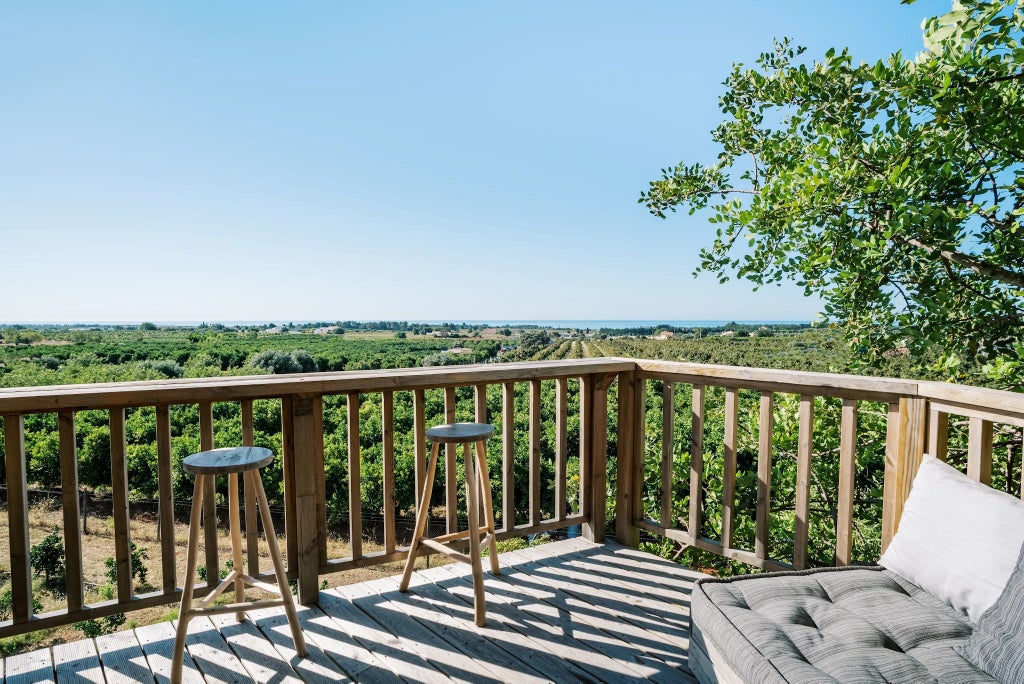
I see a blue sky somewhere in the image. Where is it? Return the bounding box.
[1,1,945,323]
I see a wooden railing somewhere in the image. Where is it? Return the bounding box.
[615,361,1024,573]
[0,359,630,638]
[2,357,1023,638]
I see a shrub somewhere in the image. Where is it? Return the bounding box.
[30,527,65,584]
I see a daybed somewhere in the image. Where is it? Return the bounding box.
[688,456,1024,684]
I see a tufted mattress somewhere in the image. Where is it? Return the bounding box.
[690,566,994,683]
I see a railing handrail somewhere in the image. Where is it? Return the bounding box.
[0,357,637,414]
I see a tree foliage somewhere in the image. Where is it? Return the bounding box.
[641,0,1024,381]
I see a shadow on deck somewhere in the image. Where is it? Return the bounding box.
[2,538,705,683]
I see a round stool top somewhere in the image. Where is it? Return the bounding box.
[426,422,495,444]
[183,446,274,475]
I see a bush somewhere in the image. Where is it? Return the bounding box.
[104,542,149,587]
[248,349,319,374]
[74,613,125,638]
[30,527,65,584]
[138,359,184,378]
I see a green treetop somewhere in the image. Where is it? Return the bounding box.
[641,0,1024,384]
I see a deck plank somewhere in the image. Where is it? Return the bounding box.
[336,580,507,684]
[316,590,451,683]
[433,560,651,683]
[4,647,53,684]
[175,617,253,684]
[374,575,552,684]
[500,548,695,682]
[52,638,103,684]
[94,628,155,684]
[134,620,204,684]
[2,539,702,684]
[246,605,353,684]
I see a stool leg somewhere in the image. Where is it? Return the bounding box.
[250,470,307,657]
[228,472,245,622]
[400,441,441,592]
[463,442,486,626]
[172,474,205,684]
[475,440,500,575]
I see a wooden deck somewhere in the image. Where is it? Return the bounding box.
[1,538,704,683]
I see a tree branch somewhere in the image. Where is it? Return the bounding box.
[892,235,1024,288]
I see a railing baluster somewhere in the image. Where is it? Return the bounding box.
[474,384,487,423]
[836,399,858,566]
[502,382,515,531]
[755,393,774,562]
[347,392,363,560]
[689,385,705,540]
[529,379,542,527]
[109,408,133,600]
[240,400,259,576]
[579,377,592,529]
[722,388,739,549]
[444,386,457,534]
[413,389,426,516]
[156,405,176,594]
[382,391,396,555]
[3,415,32,622]
[629,374,646,541]
[661,382,674,528]
[555,377,568,520]
[927,409,949,462]
[199,402,218,582]
[793,395,814,569]
[59,410,84,611]
[281,396,298,573]
[615,370,637,545]
[967,417,994,484]
[314,396,327,566]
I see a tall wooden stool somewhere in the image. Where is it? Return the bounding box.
[171,446,306,683]
[399,422,500,626]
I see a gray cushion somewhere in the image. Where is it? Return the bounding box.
[959,543,1024,681]
[692,566,994,683]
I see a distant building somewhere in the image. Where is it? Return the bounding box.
[652,331,674,340]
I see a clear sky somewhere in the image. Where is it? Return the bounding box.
[1,1,946,323]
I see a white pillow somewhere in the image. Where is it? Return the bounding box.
[879,454,1024,623]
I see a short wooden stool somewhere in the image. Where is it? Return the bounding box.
[399,422,500,626]
[171,446,306,683]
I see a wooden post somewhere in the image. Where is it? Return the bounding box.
[382,391,396,555]
[346,393,362,561]
[241,400,260,576]
[292,394,323,605]
[661,381,675,528]
[835,399,858,566]
[199,402,218,581]
[881,397,927,552]
[3,415,32,622]
[444,387,457,534]
[58,410,84,612]
[967,417,994,485]
[555,378,568,520]
[583,374,614,542]
[754,392,773,563]
[689,385,705,540]
[156,405,176,595]
[614,370,638,546]
[280,396,298,573]
[502,382,516,531]
[109,408,133,600]
[529,379,542,527]
[927,409,949,462]
[721,388,739,549]
[793,395,813,570]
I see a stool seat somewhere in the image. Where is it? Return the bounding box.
[426,422,495,443]
[183,446,274,474]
